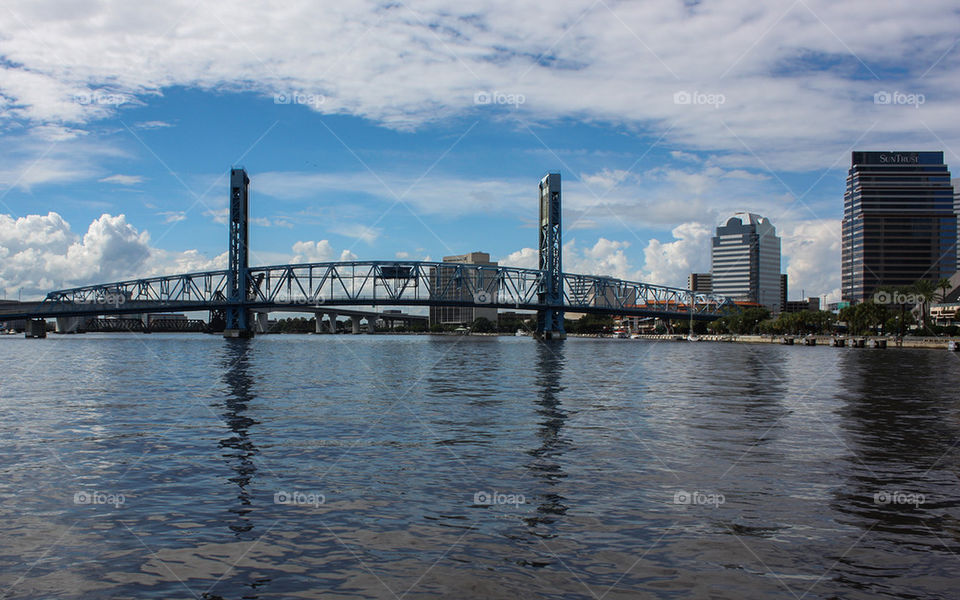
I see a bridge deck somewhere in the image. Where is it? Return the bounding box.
[4,260,732,322]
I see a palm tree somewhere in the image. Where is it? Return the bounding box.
[913,279,938,333]
[933,277,955,327]
[864,301,887,335]
[937,278,953,303]
[877,285,910,337]
[840,302,886,335]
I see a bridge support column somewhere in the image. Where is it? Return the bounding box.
[25,319,46,338]
[327,312,338,333]
[224,168,253,339]
[351,316,361,334]
[253,312,269,333]
[367,317,376,333]
[55,316,84,334]
[223,324,254,339]
[535,172,566,340]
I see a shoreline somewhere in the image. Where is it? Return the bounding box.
[7,330,960,350]
[622,333,960,350]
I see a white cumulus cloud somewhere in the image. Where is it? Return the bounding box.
[639,222,713,288]
[291,240,358,263]
[500,247,538,270]
[291,240,336,263]
[781,219,842,303]
[500,238,639,280]
[0,1,956,170]
[0,212,222,297]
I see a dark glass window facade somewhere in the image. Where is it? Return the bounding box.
[842,151,957,304]
[711,213,781,311]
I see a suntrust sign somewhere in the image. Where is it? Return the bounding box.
[853,151,942,166]
[878,152,919,164]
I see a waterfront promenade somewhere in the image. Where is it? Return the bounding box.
[630,333,960,350]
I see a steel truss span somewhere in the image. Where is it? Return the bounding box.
[34,261,732,320]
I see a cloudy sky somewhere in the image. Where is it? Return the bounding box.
[1,0,958,302]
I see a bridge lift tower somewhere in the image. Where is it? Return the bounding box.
[536,172,566,340]
[224,167,252,338]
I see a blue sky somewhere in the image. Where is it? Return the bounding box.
[1,1,958,301]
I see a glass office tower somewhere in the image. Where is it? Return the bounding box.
[711,212,782,312]
[842,151,957,304]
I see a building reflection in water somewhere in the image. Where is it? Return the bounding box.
[219,338,260,538]
[832,349,960,554]
[524,341,570,529]
[835,350,956,483]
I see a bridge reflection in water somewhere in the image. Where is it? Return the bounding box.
[219,339,260,538]
[526,341,569,529]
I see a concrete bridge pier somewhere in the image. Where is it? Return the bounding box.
[55,316,84,334]
[223,311,255,338]
[315,312,338,333]
[366,317,376,333]
[253,311,269,333]
[25,319,47,338]
[351,315,361,334]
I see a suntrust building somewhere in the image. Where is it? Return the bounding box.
[842,151,957,304]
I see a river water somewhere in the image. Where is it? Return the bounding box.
[0,334,957,599]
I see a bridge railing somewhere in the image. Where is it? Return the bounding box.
[44,270,231,305]
[247,261,546,309]
[246,261,733,317]
[562,273,735,316]
[35,260,732,318]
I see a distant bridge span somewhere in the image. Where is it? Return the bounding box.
[2,260,733,323]
[5,169,734,337]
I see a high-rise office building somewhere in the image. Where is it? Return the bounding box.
[687,273,712,294]
[780,274,788,313]
[711,212,782,312]
[842,151,957,304]
[429,252,499,327]
[955,183,960,272]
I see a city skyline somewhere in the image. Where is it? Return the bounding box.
[1,2,959,304]
[2,6,960,599]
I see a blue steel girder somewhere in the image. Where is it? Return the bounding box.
[537,173,564,336]
[30,260,732,321]
[43,270,230,304]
